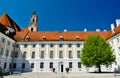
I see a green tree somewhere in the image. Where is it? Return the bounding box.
[81,35,115,72]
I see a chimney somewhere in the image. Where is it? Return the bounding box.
[116,19,120,27]
[111,23,115,34]
[96,29,100,32]
[64,29,67,32]
[103,29,107,31]
[84,28,87,32]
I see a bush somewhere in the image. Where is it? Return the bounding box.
[65,68,69,73]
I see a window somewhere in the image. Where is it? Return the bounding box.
[49,62,53,68]
[31,63,34,68]
[32,44,36,48]
[41,44,45,47]
[59,44,63,47]
[111,41,113,45]
[1,38,5,43]
[11,51,14,57]
[78,62,81,68]
[5,49,9,56]
[7,41,10,45]
[69,62,72,68]
[77,44,80,47]
[77,51,80,58]
[117,38,119,42]
[22,63,25,69]
[50,51,54,58]
[40,62,44,68]
[50,44,54,47]
[32,52,35,58]
[69,51,72,58]
[4,62,7,68]
[14,52,18,58]
[0,48,3,55]
[59,51,63,58]
[24,44,27,48]
[9,63,12,69]
[68,44,72,47]
[12,43,15,47]
[23,52,26,58]
[16,44,19,48]
[41,51,44,58]
[13,63,16,69]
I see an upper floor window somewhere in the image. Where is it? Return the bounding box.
[77,51,80,58]
[32,44,36,48]
[68,51,72,58]
[0,48,3,55]
[1,38,5,43]
[24,44,27,48]
[7,41,10,45]
[23,52,26,58]
[16,44,19,48]
[50,44,54,48]
[40,51,44,58]
[59,51,63,58]
[32,52,35,58]
[5,49,9,56]
[50,51,54,58]
[77,44,80,47]
[117,38,119,42]
[14,52,18,58]
[41,44,45,48]
[68,44,72,48]
[40,62,44,68]
[59,44,63,48]
[12,43,15,47]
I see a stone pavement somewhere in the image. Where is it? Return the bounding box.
[2,72,120,78]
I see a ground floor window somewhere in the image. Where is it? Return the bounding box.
[40,62,44,68]
[49,62,53,68]
[9,63,12,69]
[4,62,7,68]
[22,63,25,69]
[13,63,16,69]
[78,62,81,68]
[69,62,72,68]
[31,63,34,68]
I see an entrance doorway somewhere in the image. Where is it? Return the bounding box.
[61,65,63,72]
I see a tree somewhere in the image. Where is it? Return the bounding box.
[81,35,115,72]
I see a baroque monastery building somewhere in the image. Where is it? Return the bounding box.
[0,12,120,73]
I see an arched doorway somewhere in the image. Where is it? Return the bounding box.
[31,28,33,31]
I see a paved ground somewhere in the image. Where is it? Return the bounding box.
[2,72,120,78]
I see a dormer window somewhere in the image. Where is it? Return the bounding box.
[42,36,46,41]
[60,36,63,41]
[25,35,30,41]
[76,36,79,40]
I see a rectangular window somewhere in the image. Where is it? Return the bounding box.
[49,62,53,68]
[12,43,15,47]
[78,62,81,68]
[59,44,63,47]
[23,52,26,58]
[40,62,44,68]
[5,49,9,56]
[68,44,72,47]
[69,51,72,58]
[41,44,45,47]
[16,44,19,48]
[59,51,63,58]
[31,63,34,68]
[32,52,35,58]
[4,62,7,69]
[69,62,72,68]
[41,51,44,58]
[9,63,12,69]
[11,51,14,57]
[77,51,80,58]
[1,38,5,43]
[50,51,54,58]
[50,44,54,47]
[32,44,36,48]
[117,38,119,42]
[24,44,27,48]
[13,63,16,69]
[7,41,10,45]
[22,63,25,69]
[77,44,80,47]
[0,48,3,55]
[14,52,18,58]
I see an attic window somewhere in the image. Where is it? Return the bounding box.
[42,36,46,41]
[60,36,63,41]
[25,35,30,41]
[76,36,79,40]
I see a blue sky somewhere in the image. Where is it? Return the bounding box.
[0,0,120,31]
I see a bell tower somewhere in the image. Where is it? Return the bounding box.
[28,11,38,32]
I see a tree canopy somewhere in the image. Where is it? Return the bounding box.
[81,35,115,72]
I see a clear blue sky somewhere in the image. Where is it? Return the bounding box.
[0,0,120,31]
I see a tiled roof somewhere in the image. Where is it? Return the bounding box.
[0,13,21,31]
